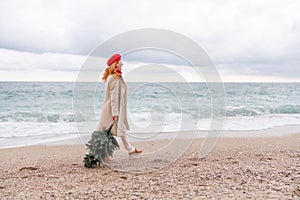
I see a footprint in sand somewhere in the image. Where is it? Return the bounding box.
[19,166,39,171]
[152,158,169,163]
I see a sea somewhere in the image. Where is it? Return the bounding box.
[0,82,300,148]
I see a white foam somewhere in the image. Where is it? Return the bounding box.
[1,113,300,148]
[0,121,77,138]
[219,114,300,131]
[128,112,300,132]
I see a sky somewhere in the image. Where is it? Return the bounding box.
[0,0,300,82]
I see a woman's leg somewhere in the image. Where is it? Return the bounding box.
[120,134,135,152]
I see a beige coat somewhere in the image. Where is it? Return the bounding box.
[97,75,129,136]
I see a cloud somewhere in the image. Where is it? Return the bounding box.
[0,0,300,81]
[0,48,84,71]
[1,48,298,82]
[0,48,206,82]
[0,48,84,81]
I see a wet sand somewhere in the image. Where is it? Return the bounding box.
[0,134,299,199]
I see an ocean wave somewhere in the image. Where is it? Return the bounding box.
[226,105,300,116]
[1,82,300,140]
[1,104,300,123]
[128,112,300,132]
[0,112,75,123]
[0,113,300,139]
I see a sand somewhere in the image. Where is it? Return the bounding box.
[0,134,299,199]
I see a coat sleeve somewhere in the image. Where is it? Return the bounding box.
[109,77,121,116]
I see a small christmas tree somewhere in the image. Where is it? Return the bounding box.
[83,123,119,168]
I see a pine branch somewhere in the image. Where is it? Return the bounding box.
[83,127,119,168]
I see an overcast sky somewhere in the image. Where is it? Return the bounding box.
[0,0,300,82]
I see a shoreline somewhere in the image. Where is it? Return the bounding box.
[0,133,299,199]
[1,124,300,149]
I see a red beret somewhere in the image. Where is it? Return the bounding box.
[107,54,121,66]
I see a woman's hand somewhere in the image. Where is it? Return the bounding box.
[112,116,119,121]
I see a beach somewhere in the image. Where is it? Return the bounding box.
[0,133,299,199]
[2,0,300,199]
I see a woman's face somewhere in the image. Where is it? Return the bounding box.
[115,61,123,70]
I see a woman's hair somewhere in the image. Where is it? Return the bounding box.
[102,61,121,81]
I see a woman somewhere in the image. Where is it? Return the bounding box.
[97,53,142,156]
